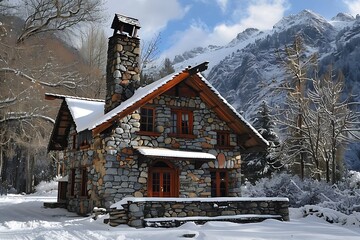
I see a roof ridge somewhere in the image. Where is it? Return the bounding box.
[45,93,105,102]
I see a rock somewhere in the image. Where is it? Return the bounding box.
[156,126,164,133]
[113,70,122,78]
[138,177,147,183]
[116,44,123,52]
[134,191,143,197]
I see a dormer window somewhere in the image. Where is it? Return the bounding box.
[140,107,154,132]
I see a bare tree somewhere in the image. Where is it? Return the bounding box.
[140,33,161,85]
[274,36,360,182]
[308,68,360,183]
[17,0,104,43]
[140,33,161,70]
[79,24,106,69]
[78,24,107,98]
[0,1,104,193]
[275,36,317,179]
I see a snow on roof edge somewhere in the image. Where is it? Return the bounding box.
[65,98,104,132]
[196,73,269,147]
[135,146,216,159]
[87,71,185,131]
[45,92,104,102]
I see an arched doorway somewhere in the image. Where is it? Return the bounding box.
[148,160,179,197]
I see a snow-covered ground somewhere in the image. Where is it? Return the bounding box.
[1,191,360,240]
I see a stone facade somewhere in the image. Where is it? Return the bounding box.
[109,198,290,228]
[64,93,244,214]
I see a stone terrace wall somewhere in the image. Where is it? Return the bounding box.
[109,197,290,228]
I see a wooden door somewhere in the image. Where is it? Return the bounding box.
[148,161,178,197]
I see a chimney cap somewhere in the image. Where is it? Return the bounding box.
[111,14,141,35]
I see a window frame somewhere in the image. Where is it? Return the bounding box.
[78,130,92,150]
[70,168,76,197]
[139,107,157,134]
[216,131,231,148]
[169,109,194,138]
[80,167,88,198]
[71,133,77,150]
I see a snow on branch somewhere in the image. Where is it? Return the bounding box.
[0,67,77,89]
[17,0,103,43]
[0,112,55,124]
[0,96,17,108]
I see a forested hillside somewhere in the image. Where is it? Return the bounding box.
[0,0,104,193]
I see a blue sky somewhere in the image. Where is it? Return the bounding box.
[104,0,360,58]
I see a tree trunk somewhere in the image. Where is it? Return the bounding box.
[331,120,336,184]
[326,158,330,183]
[25,154,35,193]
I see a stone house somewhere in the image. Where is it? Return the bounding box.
[46,14,269,216]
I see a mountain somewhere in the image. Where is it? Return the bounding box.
[170,10,360,169]
[172,10,360,112]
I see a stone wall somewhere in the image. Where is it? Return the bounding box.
[65,126,95,215]
[100,94,243,208]
[64,90,247,214]
[109,197,290,228]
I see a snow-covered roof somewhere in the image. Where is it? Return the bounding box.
[47,62,268,150]
[87,71,183,131]
[196,74,269,146]
[65,98,104,132]
[135,146,216,160]
[85,66,267,147]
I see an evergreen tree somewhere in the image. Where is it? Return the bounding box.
[242,101,281,182]
[159,58,175,78]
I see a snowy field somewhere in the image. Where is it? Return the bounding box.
[1,191,360,240]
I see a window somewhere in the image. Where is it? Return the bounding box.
[70,168,75,197]
[170,110,193,136]
[211,170,228,197]
[216,132,230,147]
[72,134,77,150]
[78,130,92,149]
[80,167,88,197]
[140,107,154,132]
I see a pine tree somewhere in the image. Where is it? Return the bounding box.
[243,101,281,182]
[159,58,175,78]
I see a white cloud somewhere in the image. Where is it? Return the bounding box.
[216,0,228,13]
[163,0,288,58]
[161,21,210,59]
[344,0,360,16]
[104,0,189,40]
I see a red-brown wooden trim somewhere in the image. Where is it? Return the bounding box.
[171,109,194,135]
[137,131,161,137]
[93,71,191,135]
[168,133,196,139]
[70,168,76,197]
[140,106,156,132]
[186,77,267,149]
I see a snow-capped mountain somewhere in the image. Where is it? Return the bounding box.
[170,10,360,169]
[171,10,360,115]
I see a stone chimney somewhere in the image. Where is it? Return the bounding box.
[105,14,141,113]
